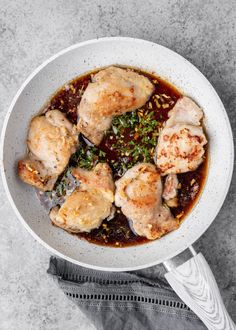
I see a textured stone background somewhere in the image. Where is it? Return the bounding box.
[0,0,235,329]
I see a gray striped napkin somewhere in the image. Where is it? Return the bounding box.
[48,257,206,330]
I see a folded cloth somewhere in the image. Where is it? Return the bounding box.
[48,257,206,330]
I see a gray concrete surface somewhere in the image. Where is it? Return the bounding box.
[0,0,235,329]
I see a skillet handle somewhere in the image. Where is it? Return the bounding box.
[163,246,235,330]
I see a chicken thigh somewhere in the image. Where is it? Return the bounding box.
[77,66,154,145]
[115,163,178,240]
[50,163,115,233]
[155,97,207,175]
[18,110,78,191]
[162,174,179,200]
[162,173,179,208]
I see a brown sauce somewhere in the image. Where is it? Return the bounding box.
[43,66,208,247]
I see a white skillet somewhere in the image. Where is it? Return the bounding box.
[1,38,235,329]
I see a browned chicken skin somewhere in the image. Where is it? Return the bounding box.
[50,163,115,233]
[18,110,78,191]
[77,66,154,145]
[155,97,207,175]
[115,163,179,240]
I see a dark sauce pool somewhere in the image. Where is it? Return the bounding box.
[42,66,208,247]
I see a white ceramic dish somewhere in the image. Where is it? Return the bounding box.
[1,37,233,271]
[1,38,235,328]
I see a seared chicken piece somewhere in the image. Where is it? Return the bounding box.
[163,174,178,200]
[166,96,204,127]
[163,174,179,208]
[50,163,115,233]
[155,97,207,175]
[18,157,57,192]
[77,66,154,145]
[18,110,78,191]
[115,163,178,240]
[72,163,114,202]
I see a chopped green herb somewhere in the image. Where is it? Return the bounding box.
[103,109,162,175]
[70,143,107,170]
